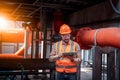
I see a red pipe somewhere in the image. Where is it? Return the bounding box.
[0,54,23,59]
[0,28,31,58]
[75,27,120,49]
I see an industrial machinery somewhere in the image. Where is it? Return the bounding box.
[0,27,55,80]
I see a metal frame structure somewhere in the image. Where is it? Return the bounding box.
[93,46,115,80]
[0,59,55,80]
[0,0,107,21]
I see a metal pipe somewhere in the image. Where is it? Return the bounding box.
[24,27,29,58]
[76,27,120,49]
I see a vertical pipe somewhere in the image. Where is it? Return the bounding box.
[93,46,102,80]
[41,32,44,58]
[107,51,115,80]
[24,27,29,58]
[82,50,86,66]
[41,9,47,59]
[31,29,34,58]
[43,25,47,59]
[116,49,120,80]
[50,26,53,52]
[77,62,81,80]
[118,49,120,80]
[0,42,1,53]
[0,30,2,53]
[35,29,39,58]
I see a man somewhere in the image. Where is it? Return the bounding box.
[49,24,82,80]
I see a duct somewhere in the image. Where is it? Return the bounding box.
[76,27,120,49]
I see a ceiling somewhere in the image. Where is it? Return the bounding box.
[0,0,107,21]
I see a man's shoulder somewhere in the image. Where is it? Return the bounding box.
[71,40,78,44]
[71,40,80,47]
[53,41,61,45]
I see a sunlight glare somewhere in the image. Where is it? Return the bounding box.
[0,16,8,28]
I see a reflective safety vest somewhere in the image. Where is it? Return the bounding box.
[55,40,77,73]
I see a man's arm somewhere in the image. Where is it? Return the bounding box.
[49,44,62,62]
[74,42,82,63]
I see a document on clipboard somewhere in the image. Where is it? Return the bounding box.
[62,52,77,57]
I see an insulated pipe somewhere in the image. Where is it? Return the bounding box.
[75,27,120,49]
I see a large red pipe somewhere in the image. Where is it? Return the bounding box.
[75,27,120,49]
[0,28,31,59]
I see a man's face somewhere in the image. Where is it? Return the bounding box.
[61,34,71,43]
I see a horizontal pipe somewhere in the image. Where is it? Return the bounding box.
[0,54,23,59]
[76,27,120,49]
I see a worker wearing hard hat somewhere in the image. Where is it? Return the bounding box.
[49,24,82,80]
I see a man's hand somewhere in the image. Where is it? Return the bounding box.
[58,53,63,58]
[49,53,63,62]
[74,58,81,63]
